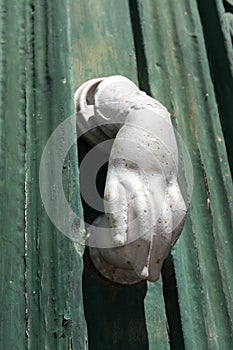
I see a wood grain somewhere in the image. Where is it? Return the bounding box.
[134,0,233,348]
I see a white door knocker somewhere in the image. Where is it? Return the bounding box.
[75,75,187,284]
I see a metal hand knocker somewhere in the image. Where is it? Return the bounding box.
[75,76,187,284]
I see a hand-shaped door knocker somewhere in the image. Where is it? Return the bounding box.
[75,76,187,284]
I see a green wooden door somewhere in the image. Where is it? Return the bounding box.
[0,1,87,349]
[0,1,233,349]
[72,1,233,348]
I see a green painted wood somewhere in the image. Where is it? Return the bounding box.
[0,1,27,349]
[133,0,233,348]
[70,0,138,85]
[196,0,233,172]
[25,1,87,349]
[70,0,170,349]
[144,280,171,350]
[0,0,87,349]
[1,1,233,349]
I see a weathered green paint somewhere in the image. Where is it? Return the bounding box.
[197,0,233,172]
[1,0,233,349]
[0,0,87,349]
[25,1,87,349]
[132,0,233,348]
[0,2,27,349]
[70,0,138,85]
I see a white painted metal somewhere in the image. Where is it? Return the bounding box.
[75,76,186,284]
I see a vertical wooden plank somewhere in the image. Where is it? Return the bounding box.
[0,1,27,349]
[144,282,171,350]
[24,0,87,349]
[134,0,233,348]
[71,0,138,84]
[70,1,170,349]
[196,0,233,171]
